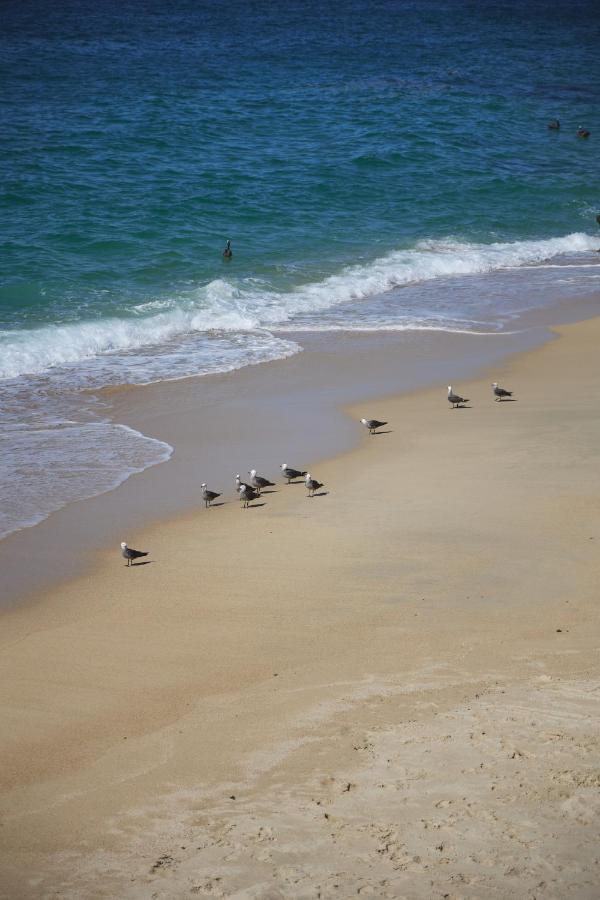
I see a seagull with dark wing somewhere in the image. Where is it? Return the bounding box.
[238,483,259,508]
[360,417,388,434]
[248,469,275,495]
[447,385,469,408]
[305,472,324,497]
[281,463,307,484]
[201,483,221,507]
[235,474,252,492]
[492,382,513,401]
[120,542,149,567]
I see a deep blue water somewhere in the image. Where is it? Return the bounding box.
[1,0,600,537]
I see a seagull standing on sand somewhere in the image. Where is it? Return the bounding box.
[281,463,307,483]
[235,474,252,492]
[248,469,275,495]
[120,542,149,567]
[305,472,324,497]
[238,483,259,508]
[360,417,388,434]
[201,483,221,507]
[447,385,469,408]
[492,382,513,401]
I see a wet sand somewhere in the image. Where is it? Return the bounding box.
[1,314,600,898]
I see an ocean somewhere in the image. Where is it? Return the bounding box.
[2,0,599,539]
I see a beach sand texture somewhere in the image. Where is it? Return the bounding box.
[1,317,600,898]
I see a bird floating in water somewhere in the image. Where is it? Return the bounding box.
[360,417,388,434]
[492,382,513,401]
[121,542,149,567]
[281,463,306,483]
[577,126,590,138]
[222,239,232,258]
[447,386,469,408]
[547,119,560,130]
[305,472,324,497]
[201,483,221,507]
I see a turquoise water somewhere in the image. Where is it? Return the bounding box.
[1,0,600,536]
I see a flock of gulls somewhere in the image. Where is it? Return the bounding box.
[120,380,514,566]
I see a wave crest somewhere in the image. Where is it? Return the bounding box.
[1,232,597,381]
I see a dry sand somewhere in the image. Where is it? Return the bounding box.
[1,317,600,899]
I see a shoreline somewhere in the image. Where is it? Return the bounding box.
[2,287,600,609]
[1,312,600,896]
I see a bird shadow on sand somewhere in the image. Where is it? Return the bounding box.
[259,489,278,495]
[451,404,472,409]
[246,502,266,509]
[127,560,154,567]
[496,398,518,403]
[308,491,329,498]
[208,501,227,507]
[372,429,393,435]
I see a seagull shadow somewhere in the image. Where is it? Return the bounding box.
[245,502,266,509]
[128,560,154,567]
[496,398,518,403]
[208,501,227,507]
[259,489,278,494]
[451,404,471,409]
[308,491,329,498]
[372,429,393,435]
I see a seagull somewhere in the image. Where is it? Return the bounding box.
[120,542,149,567]
[281,463,307,483]
[235,474,252,492]
[447,385,469,408]
[238,483,259,508]
[577,126,590,138]
[305,472,324,497]
[492,382,513,401]
[548,119,560,130]
[201,483,221,507]
[360,417,388,434]
[248,469,275,495]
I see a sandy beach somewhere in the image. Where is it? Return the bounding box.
[1,315,600,899]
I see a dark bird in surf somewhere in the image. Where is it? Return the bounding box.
[121,542,149,567]
[577,126,590,139]
[222,239,233,258]
[281,463,307,483]
[360,417,388,434]
[249,469,275,495]
[201,483,221,507]
[492,382,513,401]
[447,385,469,408]
[238,483,259,508]
[305,472,324,497]
[548,119,560,130]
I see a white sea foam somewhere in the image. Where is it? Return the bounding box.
[1,232,597,382]
[0,422,173,540]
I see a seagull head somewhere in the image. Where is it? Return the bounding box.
[360,418,367,424]
[305,472,311,480]
[447,385,452,393]
[120,542,127,549]
[281,463,287,470]
[492,382,498,388]
[201,482,207,487]
[249,469,257,476]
